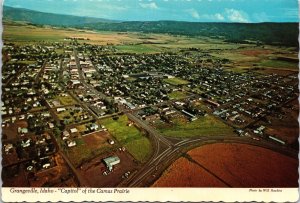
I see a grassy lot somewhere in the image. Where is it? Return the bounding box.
[56,95,77,106]
[6,60,37,65]
[65,137,111,168]
[156,115,234,138]
[168,91,187,100]
[125,77,137,82]
[124,137,152,163]
[260,59,298,70]
[75,124,87,133]
[55,49,64,54]
[163,77,189,86]
[115,44,161,53]
[100,115,152,163]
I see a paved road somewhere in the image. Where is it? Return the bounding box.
[124,134,298,187]
[119,112,298,187]
[74,50,108,100]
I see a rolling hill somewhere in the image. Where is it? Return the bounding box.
[76,21,299,47]
[3,6,116,26]
[3,6,299,47]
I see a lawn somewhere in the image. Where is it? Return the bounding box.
[56,95,77,106]
[168,91,187,100]
[157,115,234,138]
[100,115,152,163]
[163,77,190,86]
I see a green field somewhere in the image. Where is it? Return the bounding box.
[115,44,162,53]
[260,59,298,70]
[156,115,234,138]
[100,115,152,163]
[163,77,190,86]
[168,91,187,100]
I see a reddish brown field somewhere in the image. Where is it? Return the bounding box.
[153,143,298,187]
[188,143,298,187]
[239,49,272,57]
[82,131,111,150]
[2,120,28,141]
[152,157,227,187]
[257,68,296,76]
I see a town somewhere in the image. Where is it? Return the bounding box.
[2,37,298,187]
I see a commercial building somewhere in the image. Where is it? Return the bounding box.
[103,156,120,171]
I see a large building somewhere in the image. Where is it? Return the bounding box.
[103,156,120,171]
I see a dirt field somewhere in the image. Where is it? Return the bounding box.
[256,68,297,76]
[153,143,298,187]
[65,131,113,167]
[152,157,227,187]
[239,49,273,57]
[82,131,112,149]
[77,150,139,187]
[2,120,28,141]
[189,143,298,187]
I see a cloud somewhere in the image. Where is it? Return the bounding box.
[187,9,200,19]
[225,8,249,22]
[139,2,158,9]
[214,13,225,21]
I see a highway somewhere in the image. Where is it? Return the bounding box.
[120,113,298,187]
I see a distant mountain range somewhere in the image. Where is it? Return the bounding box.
[3,6,116,26]
[3,6,299,47]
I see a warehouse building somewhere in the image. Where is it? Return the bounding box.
[103,156,120,171]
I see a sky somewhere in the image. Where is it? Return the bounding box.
[3,0,299,22]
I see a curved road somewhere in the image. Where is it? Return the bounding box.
[120,113,298,187]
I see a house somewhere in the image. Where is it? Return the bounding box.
[57,107,66,113]
[21,139,31,148]
[90,123,99,131]
[62,131,70,140]
[48,123,54,129]
[18,127,28,134]
[4,143,13,153]
[103,156,120,171]
[70,128,78,133]
[66,139,76,147]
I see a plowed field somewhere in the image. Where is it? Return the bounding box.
[153,143,298,187]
